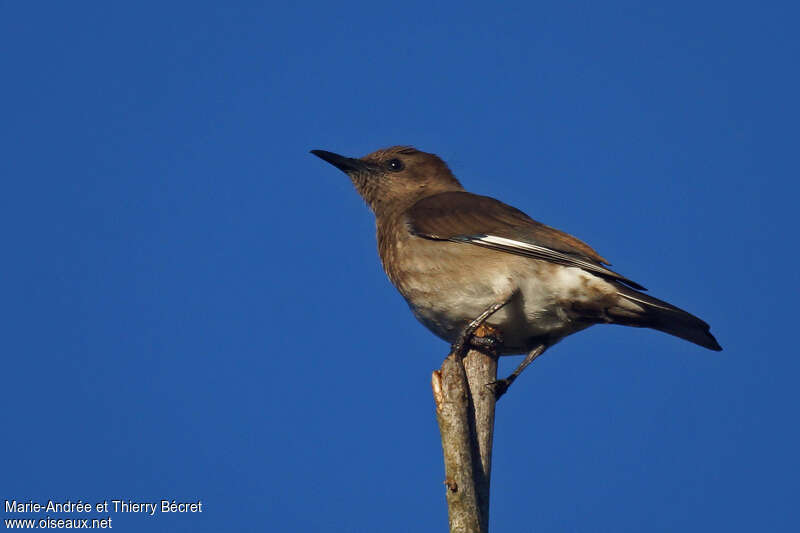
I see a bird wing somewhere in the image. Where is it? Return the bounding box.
[405,191,646,290]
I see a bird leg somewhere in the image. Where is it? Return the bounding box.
[450,300,509,358]
[488,344,548,399]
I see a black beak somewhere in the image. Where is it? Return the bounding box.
[310,149,372,174]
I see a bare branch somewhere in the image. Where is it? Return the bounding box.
[433,346,498,533]
[463,348,498,526]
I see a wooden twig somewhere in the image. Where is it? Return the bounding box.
[432,343,499,533]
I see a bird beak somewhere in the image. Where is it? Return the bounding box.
[310,149,372,174]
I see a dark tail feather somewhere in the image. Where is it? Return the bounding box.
[609,285,722,351]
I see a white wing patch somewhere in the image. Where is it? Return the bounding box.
[453,234,643,289]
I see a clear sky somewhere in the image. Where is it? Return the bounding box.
[2,1,798,532]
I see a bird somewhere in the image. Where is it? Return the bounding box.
[311,146,721,397]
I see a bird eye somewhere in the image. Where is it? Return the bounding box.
[386,158,405,172]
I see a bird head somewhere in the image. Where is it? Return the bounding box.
[311,146,463,215]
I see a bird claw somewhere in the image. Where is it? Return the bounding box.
[451,329,503,358]
[470,324,503,354]
[486,378,511,400]
[469,335,498,351]
[450,340,468,357]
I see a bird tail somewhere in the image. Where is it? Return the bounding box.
[609,285,722,351]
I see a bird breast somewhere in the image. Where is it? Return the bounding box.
[379,231,619,353]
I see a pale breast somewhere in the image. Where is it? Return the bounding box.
[378,223,620,354]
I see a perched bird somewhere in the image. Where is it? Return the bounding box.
[311,146,721,396]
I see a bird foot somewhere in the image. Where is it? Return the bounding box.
[485,378,512,400]
[452,323,504,358]
[469,323,503,355]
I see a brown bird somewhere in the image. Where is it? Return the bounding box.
[311,146,721,397]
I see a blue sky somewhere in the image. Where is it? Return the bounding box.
[1,1,798,531]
